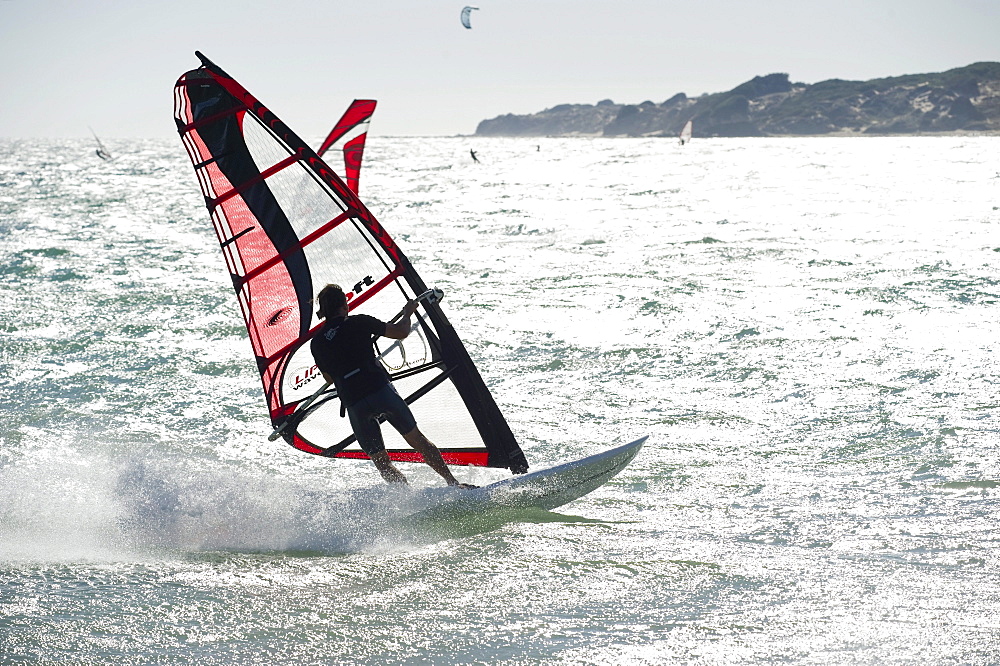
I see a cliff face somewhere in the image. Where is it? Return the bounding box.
[474,62,1000,137]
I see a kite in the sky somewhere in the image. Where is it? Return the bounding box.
[460,6,478,29]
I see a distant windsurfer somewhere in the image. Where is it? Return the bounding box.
[470,149,479,163]
[90,127,112,161]
[679,119,693,146]
[311,284,477,488]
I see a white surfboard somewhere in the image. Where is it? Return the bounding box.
[407,436,646,521]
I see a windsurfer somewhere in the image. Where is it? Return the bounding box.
[311,284,478,488]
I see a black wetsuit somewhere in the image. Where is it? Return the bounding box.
[310,314,416,454]
[311,314,389,404]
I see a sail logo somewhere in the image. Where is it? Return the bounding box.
[345,275,375,302]
[266,306,295,327]
[292,364,321,391]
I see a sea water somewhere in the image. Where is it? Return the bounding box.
[0,135,998,664]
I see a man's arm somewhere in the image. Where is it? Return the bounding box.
[383,300,419,339]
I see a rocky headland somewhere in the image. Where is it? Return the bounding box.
[475,62,1000,138]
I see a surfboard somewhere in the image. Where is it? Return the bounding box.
[407,436,647,521]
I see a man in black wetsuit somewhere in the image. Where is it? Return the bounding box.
[311,284,476,488]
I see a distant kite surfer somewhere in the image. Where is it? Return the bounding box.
[470,149,479,163]
[311,284,478,488]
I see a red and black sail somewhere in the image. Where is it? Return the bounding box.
[316,99,376,195]
[173,52,528,473]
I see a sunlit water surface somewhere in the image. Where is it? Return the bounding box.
[1,136,998,664]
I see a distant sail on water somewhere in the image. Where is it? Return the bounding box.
[172,52,529,472]
[89,126,112,160]
[316,99,376,195]
[460,6,478,29]
[679,119,693,145]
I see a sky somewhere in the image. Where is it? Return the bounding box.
[1,0,998,139]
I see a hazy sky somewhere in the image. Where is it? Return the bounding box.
[1,0,998,138]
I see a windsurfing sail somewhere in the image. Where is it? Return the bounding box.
[679,119,693,145]
[90,126,112,160]
[316,99,376,195]
[173,52,528,473]
[460,6,478,29]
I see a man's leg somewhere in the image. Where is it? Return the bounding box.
[401,427,475,488]
[377,384,476,488]
[348,397,406,484]
[369,449,408,484]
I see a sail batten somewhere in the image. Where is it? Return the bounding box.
[208,154,301,209]
[173,97,247,133]
[236,210,356,286]
[174,53,529,473]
